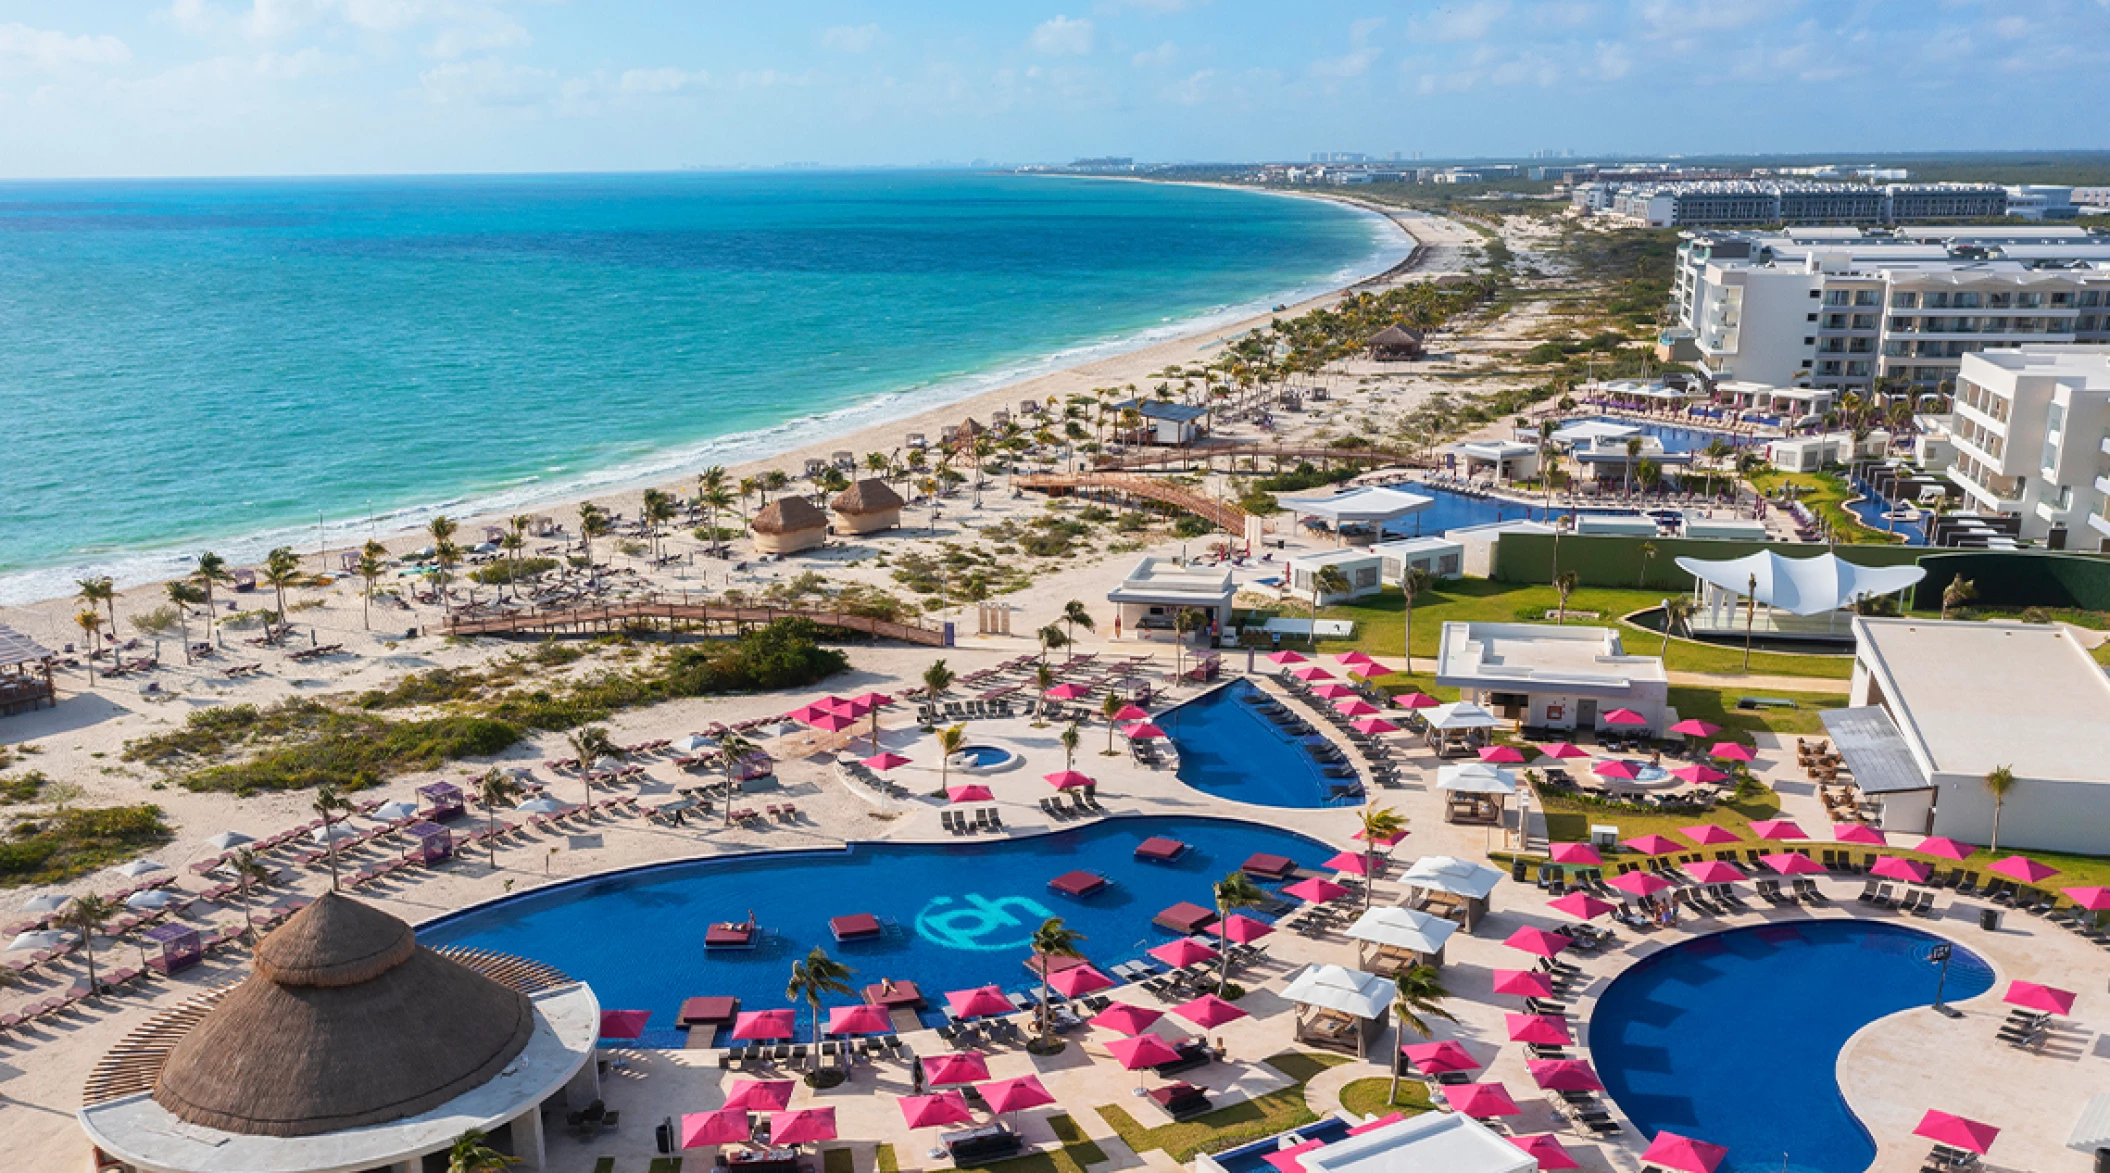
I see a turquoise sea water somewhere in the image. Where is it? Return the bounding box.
[0,172,1398,604]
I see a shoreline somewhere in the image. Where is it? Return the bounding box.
[0,184,1434,620]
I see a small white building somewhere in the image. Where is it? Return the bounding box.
[1445,519,1553,578]
[1832,617,2110,854]
[1278,486,1434,546]
[1716,379,1836,421]
[1452,439,1540,483]
[1574,514,1659,537]
[1297,1113,1533,1173]
[1765,429,1891,473]
[1106,557,1235,639]
[1681,512,1769,541]
[1114,399,1210,446]
[1435,621,1670,733]
[1287,549,1385,603]
[1370,537,1464,582]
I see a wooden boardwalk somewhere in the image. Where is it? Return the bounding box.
[442,600,951,646]
[1016,472,1249,533]
[1087,443,1427,472]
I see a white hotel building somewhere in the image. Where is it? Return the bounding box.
[1937,345,2110,549]
[1669,228,2110,396]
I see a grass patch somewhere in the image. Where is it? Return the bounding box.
[1096,1051,1349,1162]
[1662,686,1848,737]
[953,1115,1108,1173]
[1749,469,1900,545]
[1336,1077,1437,1120]
[0,804,173,886]
[822,1149,856,1173]
[875,1145,899,1173]
[124,699,519,796]
[1536,780,1782,847]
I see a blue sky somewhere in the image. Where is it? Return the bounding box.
[0,1,2106,177]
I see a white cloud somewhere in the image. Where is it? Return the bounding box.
[1108,0,1199,10]
[424,16,529,60]
[0,22,133,70]
[1029,16,1095,56]
[1536,1,1597,28]
[1411,1,1508,42]
[1633,0,1787,37]
[821,24,883,53]
[1131,40,1177,68]
[418,57,554,106]
[1593,39,1632,79]
[1309,17,1383,79]
[619,66,708,94]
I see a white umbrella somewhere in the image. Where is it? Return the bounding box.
[517,797,566,814]
[7,930,67,952]
[371,801,419,822]
[115,859,167,878]
[125,890,178,911]
[204,831,254,853]
[310,824,356,844]
[21,894,69,914]
[674,734,714,754]
[592,755,626,772]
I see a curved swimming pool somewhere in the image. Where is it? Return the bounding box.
[1589,920,1993,1173]
[1163,679,1355,809]
[421,815,1327,1041]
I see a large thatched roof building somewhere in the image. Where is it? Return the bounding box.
[830,478,906,535]
[750,495,829,555]
[78,893,600,1173]
[1367,324,1425,360]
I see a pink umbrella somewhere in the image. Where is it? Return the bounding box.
[1623,833,1682,856]
[1593,759,1643,780]
[1681,823,1741,845]
[1642,1131,1728,1173]
[768,1108,837,1147]
[1915,836,1976,861]
[1334,698,1381,718]
[826,1004,893,1035]
[1107,1033,1183,1071]
[2004,980,2076,1016]
[1505,1013,1573,1045]
[1335,651,1376,666]
[1048,964,1115,998]
[1350,717,1401,735]
[1479,744,1528,764]
[804,711,858,733]
[1549,843,1602,865]
[1345,662,1386,679]
[947,784,995,804]
[1174,993,1249,1028]
[1603,708,1648,726]
[900,1092,973,1129]
[980,1074,1056,1115]
[1044,770,1094,790]
[599,1009,653,1039]
[1044,682,1091,701]
[1988,855,2059,884]
[1112,704,1152,722]
[862,751,912,771]
[1670,764,1730,786]
[788,702,840,725]
[1762,852,1825,876]
[923,1051,991,1085]
[1667,719,1721,737]
[1290,666,1334,681]
[1492,969,1555,998]
[945,986,1014,1020]
[1510,1133,1581,1170]
[723,1079,796,1111]
[732,1010,797,1040]
[825,695,875,717]
[1311,683,1359,699]
[1749,819,1807,841]
[1393,691,1440,710]
[1284,876,1350,903]
[1266,650,1308,664]
[1610,870,1673,897]
[682,1108,754,1148]
[1537,742,1590,760]
[1708,741,1755,762]
[1913,1110,1999,1156]
[1548,892,1615,921]
[1091,1003,1165,1036]
[1526,1058,1604,1092]
[1401,1039,1480,1073]
[1869,856,1931,884]
[1325,851,1376,876]
[2062,886,2110,911]
[1220,914,1275,943]
[1684,860,1746,885]
[849,691,895,711]
[1150,938,1220,968]
[1122,722,1168,740]
[1833,823,1887,846]
[1444,1082,1521,1118]
[1504,926,1573,958]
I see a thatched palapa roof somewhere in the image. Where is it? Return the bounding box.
[751,496,829,535]
[1368,324,1423,347]
[831,478,905,516]
[151,893,537,1138]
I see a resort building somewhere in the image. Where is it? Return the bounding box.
[1433,622,1669,734]
[1287,549,1386,603]
[1369,536,1464,582]
[77,893,601,1173]
[1444,519,1553,578]
[1450,439,1540,483]
[1830,616,2110,855]
[1106,556,1235,639]
[1935,345,2110,549]
[1601,181,2005,230]
[751,496,830,555]
[829,478,906,535]
[1113,398,1210,446]
[1712,378,1836,422]
[1277,486,1433,546]
[1669,227,2110,394]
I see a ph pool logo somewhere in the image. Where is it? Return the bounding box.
[913,894,1055,952]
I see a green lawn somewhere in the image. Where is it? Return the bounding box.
[1533,781,1784,847]
[1336,1077,1436,1120]
[1309,578,1854,680]
[1096,1052,1348,1162]
[1661,686,1848,737]
[1748,469,1902,545]
[952,1115,1108,1173]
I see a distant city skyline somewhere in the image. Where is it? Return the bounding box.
[0,1,2106,178]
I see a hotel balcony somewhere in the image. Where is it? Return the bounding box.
[2090,504,2110,541]
[1948,467,2022,511]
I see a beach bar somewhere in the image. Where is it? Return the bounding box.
[0,626,56,717]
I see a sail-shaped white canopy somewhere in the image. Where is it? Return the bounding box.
[1673,550,1925,617]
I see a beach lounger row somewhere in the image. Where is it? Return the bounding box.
[941,807,1001,834]
[1039,792,1099,820]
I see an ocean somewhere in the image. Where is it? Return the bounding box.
[0,171,1401,604]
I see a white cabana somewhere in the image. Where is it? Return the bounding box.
[1345,906,1459,972]
[1549,420,1639,446]
[1425,701,1499,730]
[1400,855,1504,930]
[1674,549,1927,643]
[1279,487,1434,546]
[1436,763,1517,794]
[1282,964,1393,1057]
[2070,1093,2110,1156]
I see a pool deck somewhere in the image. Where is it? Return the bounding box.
[4,640,2101,1173]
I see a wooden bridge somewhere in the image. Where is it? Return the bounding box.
[443,600,951,646]
[1015,473,1250,534]
[1087,443,1427,472]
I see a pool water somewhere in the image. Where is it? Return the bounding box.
[1575,416,1747,455]
[1589,920,1992,1173]
[420,815,1325,1040]
[1377,484,1548,537]
[952,745,1018,768]
[1163,679,1356,809]
[1843,480,1928,545]
[1209,1118,1354,1173]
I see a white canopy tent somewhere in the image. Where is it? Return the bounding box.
[1674,549,1928,642]
[1436,763,1518,794]
[1549,420,1640,446]
[1282,963,1394,1058]
[1278,486,1435,524]
[1300,1114,1533,1173]
[1402,855,1505,900]
[1345,906,1460,971]
[1425,701,1499,731]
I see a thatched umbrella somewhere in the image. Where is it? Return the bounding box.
[751,496,829,554]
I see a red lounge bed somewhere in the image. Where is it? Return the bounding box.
[1135,837,1189,862]
[1153,902,1217,934]
[1242,853,1296,880]
[830,913,883,941]
[862,980,924,1008]
[1048,870,1110,898]
[678,996,740,1028]
[704,922,757,949]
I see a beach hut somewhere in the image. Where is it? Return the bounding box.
[1367,324,1425,361]
[0,625,56,717]
[1281,964,1392,1058]
[1345,906,1459,973]
[951,418,986,448]
[405,821,453,865]
[830,478,906,536]
[142,922,204,976]
[1436,763,1516,826]
[831,450,856,470]
[751,497,829,555]
[416,782,465,822]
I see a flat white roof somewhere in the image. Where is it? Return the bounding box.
[1436,621,1667,696]
[1961,345,2110,388]
[1550,420,1639,445]
[1288,548,1385,569]
[1301,1113,1533,1173]
[1370,537,1463,555]
[1853,617,2110,783]
[1108,556,1234,607]
[1457,439,1537,457]
[1278,486,1434,524]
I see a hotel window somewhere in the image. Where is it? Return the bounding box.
[1855,290,1879,306]
[1852,314,1877,330]
[1823,313,1848,329]
[1957,292,1983,309]
[1925,292,1952,308]
[2017,292,2043,308]
[2081,315,2102,331]
[1888,316,1916,332]
[1846,361,1872,376]
[1819,361,1842,375]
[1890,291,1919,309]
[1987,292,2011,308]
[2052,292,2073,307]
[2082,291,2103,307]
[1824,290,1850,306]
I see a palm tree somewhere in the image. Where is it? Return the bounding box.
[496,529,525,599]
[920,659,955,728]
[567,726,618,810]
[164,580,202,662]
[1036,624,1068,666]
[1061,600,1095,655]
[57,894,117,994]
[1388,964,1458,1102]
[1661,595,1698,655]
[357,540,387,629]
[785,946,855,1071]
[474,768,522,869]
[312,783,356,891]
[1637,541,1657,589]
[262,546,301,626]
[431,539,463,613]
[1212,871,1266,994]
[1033,662,1056,726]
[1941,575,1978,620]
[1398,567,1429,675]
[446,1129,520,1173]
[193,551,232,645]
[1742,570,1759,671]
[1028,917,1086,1043]
[1983,764,2015,853]
[228,847,273,941]
[935,723,967,794]
[641,488,676,561]
[1552,571,1578,627]
[76,576,117,635]
[1174,607,1208,680]
[1311,566,1350,647]
[1356,805,1408,909]
[1623,436,1644,499]
[75,609,101,683]
[1100,690,1125,756]
[1059,722,1082,772]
